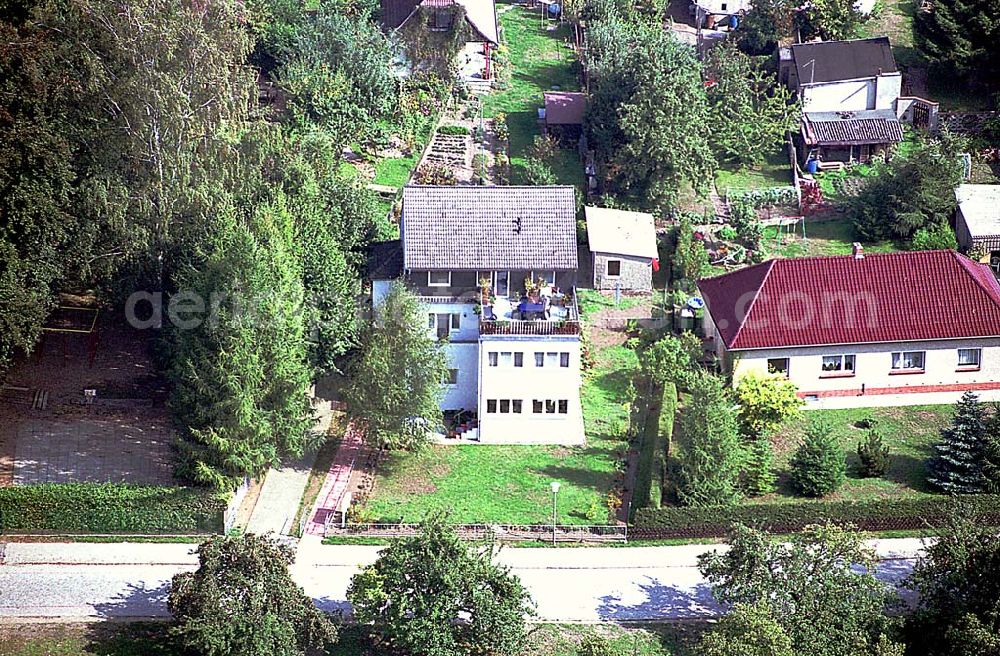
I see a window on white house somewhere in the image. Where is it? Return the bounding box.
[487,399,497,413]
[443,369,458,385]
[499,351,513,367]
[488,352,498,367]
[512,400,523,413]
[891,351,925,371]
[546,399,557,414]
[607,260,622,277]
[767,358,790,376]
[822,354,856,373]
[958,348,982,368]
[535,352,544,367]
[545,352,560,367]
[534,270,556,286]
[499,399,511,414]
[560,352,570,368]
[428,271,451,287]
[533,399,543,413]
[558,400,569,414]
[494,271,510,297]
[514,352,524,367]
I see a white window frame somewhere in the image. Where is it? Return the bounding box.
[821,354,856,374]
[958,348,982,369]
[494,271,510,297]
[559,352,570,368]
[428,270,452,287]
[891,350,926,372]
[606,259,622,277]
[488,352,498,367]
[533,270,556,286]
[534,352,544,367]
[514,352,524,367]
[767,358,790,377]
[512,400,523,414]
[558,400,569,414]
[486,399,497,413]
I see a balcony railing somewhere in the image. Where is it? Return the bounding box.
[480,320,581,336]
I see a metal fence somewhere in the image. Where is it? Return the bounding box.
[325,523,628,543]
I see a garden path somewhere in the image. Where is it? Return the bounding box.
[303,421,366,536]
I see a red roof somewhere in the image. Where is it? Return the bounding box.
[698,250,1000,350]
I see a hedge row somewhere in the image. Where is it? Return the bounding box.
[632,383,677,513]
[632,494,1000,539]
[0,483,227,534]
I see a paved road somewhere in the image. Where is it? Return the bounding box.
[0,539,924,622]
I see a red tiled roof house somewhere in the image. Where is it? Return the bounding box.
[697,248,1000,406]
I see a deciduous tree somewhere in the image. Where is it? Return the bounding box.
[169,534,337,656]
[347,514,535,656]
[699,523,901,656]
[346,282,447,449]
[734,371,803,437]
[698,601,795,656]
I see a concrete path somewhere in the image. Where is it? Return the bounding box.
[245,455,315,536]
[0,539,926,622]
[805,389,1000,410]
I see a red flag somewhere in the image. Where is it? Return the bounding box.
[651,258,660,272]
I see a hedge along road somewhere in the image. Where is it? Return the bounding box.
[0,539,924,622]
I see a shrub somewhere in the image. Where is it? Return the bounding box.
[414,163,456,185]
[743,438,777,497]
[523,156,556,185]
[857,427,891,478]
[0,484,226,533]
[492,112,509,143]
[632,495,1000,539]
[909,220,957,251]
[529,134,558,161]
[790,419,845,497]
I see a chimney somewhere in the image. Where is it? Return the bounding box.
[852,242,865,259]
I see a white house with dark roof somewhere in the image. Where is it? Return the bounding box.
[370,185,585,444]
[698,249,1000,409]
[779,38,906,164]
[584,206,658,291]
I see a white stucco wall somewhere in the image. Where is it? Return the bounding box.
[442,342,479,410]
[730,337,1000,395]
[695,0,749,15]
[477,335,585,444]
[800,74,901,112]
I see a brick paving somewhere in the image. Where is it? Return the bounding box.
[304,421,365,535]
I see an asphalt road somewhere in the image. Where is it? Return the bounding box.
[0,539,923,622]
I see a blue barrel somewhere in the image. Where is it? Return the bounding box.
[729,14,739,28]
[806,158,819,174]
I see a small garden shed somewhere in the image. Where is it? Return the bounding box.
[585,206,658,292]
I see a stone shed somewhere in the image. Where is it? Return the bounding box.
[585,206,658,291]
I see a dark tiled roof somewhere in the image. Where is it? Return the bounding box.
[544,92,587,125]
[368,239,404,280]
[802,109,903,145]
[401,185,579,271]
[791,37,897,84]
[698,251,1000,350]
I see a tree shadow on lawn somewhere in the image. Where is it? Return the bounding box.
[536,464,616,495]
[85,621,176,656]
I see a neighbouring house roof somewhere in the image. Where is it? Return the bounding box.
[381,0,499,44]
[698,250,1000,350]
[544,92,587,126]
[584,206,658,260]
[956,185,1000,240]
[368,239,405,280]
[790,37,897,85]
[401,185,579,271]
[802,109,903,146]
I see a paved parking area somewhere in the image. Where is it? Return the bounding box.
[12,415,174,485]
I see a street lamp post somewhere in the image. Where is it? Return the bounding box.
[550,481,561,545]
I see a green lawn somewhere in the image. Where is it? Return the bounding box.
[762,219,903,259]
[714,151,792,195]
[0,622,704,656]
[760,404,954,503]
[362,345,637,525]
[484,5,584,188]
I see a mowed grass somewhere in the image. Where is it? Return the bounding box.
[758,404,954,503]
[484,5,584,188]
[762,219,903,258]
[714,150,792,195]
[0,622,704,656]
[363,345,637,525]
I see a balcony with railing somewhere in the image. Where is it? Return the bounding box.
[479,291,580,337]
